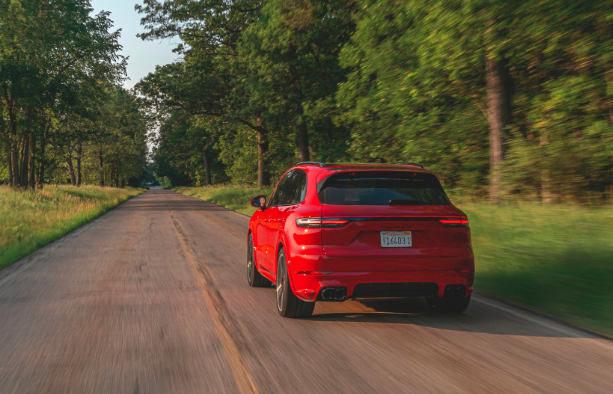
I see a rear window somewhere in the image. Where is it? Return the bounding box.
[318,171,450,206]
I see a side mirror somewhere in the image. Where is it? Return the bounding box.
[250,195,267,211]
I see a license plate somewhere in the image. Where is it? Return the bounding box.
[380,231,412,248]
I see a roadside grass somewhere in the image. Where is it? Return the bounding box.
[0,185,144,270]
[175,185,613,336]
[174,185,273,216]
[462,203,613,336]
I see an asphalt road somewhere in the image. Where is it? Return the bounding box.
[1,190,612,394]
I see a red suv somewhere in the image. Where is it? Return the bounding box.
[247,162,474,318]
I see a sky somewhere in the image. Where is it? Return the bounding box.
[91,0,178,89]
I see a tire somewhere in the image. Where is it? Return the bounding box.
[247,234,270,287]
[276,248,315,318]
[427,294,471,314]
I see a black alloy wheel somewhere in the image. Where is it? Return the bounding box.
[276,248,315,318]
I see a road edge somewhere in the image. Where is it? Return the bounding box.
[0,190,145,284]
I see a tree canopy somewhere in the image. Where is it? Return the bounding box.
[4,0,612,203]
[0,0,148,189]
[134,0,613,203]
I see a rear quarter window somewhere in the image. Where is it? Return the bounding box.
[318,171,450,206]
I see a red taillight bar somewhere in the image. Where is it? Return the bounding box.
[296,217,350,228]
[439,218,469,228]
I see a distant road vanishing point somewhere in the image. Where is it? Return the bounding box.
[0,190,611,394]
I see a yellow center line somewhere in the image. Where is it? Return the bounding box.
[168,210,259,394]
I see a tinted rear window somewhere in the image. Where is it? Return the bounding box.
[318,171,450,206]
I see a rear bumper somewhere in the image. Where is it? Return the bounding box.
[291,269,474,302]
[286,247,474,302]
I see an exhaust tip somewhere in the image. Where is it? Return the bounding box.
[321,288,334,300]
[444,285,466,297]
[320,287,347,301]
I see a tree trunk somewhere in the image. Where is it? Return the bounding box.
[288,45,310,162]
[115,162,119,187]
[20,134,30,188]
[37,156,45,189]
[4,89,18,187]
[66,157,76,186]
[76,137,82,186]
[99,149,105,186]
[486,55,511,205]
[5,139,13,187]
[256,118,270,187]
[36,122,49,189]
[29,133,36,189]
[203,143,211,186]
[10,138,18,187]
[296,122,310,162]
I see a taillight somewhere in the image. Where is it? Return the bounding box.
[439,218,469,228]
[296,217,322,228]
[296,217,350,228]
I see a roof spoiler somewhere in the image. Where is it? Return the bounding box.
[296,161,326,167]
[394,162,424,169]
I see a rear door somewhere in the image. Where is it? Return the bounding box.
[319,171,470,270]
[253,208,270,272]
[266,170,308,258]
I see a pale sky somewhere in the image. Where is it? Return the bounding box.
[91,0,178,89]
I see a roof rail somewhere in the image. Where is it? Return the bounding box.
[296,161,326,167]
[394,162,424,169]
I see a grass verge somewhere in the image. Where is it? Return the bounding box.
[462,203,613,336]
[0,185,144,270]
[175,185,613,336]
[174,185,273,216]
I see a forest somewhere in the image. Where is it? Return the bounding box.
[2,0,613,204]
[136,0,613,204]
[0,0,148,189]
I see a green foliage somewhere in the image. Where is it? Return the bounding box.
[333,0,613,200]
[0,0,144,189]
[239,0,355,157]
[0,185,143,269]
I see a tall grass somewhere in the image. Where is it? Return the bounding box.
[176,185,613,336]
[0,185,143,270]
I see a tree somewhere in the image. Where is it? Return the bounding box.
[0,0,127,189]
[240,0,355,162]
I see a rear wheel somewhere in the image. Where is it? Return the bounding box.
[276,248,315,318]
[247,234,270,287]
[427,294,471,314]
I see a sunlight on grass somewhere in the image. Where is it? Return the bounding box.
[0,185,144,270]
[176,185,613,336]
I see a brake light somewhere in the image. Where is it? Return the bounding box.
[439,218,469,228]
[296,217,321,228]
[296,217,350,228]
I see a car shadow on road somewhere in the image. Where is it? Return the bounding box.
[306,298,595,338]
